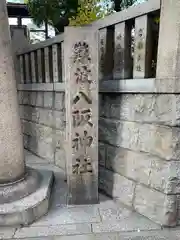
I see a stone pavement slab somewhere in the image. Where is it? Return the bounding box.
[6,150,176,239]
[31,205,101,226]
[14,224,92,238]
[0,227,16,239]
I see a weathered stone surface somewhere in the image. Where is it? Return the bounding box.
[14,224,92,238]
[0,169,53,226]
[99,117,180,161]
[55,149,66,170]
[0,0,26,183]
[22,120,53,144]
[105,144,180,194]
[28,136,54,162]
[36,92,44,107]
[20,106,40,123]
[99,167,135,207]
[55,92,65,111]
[54,111,65,130]
[134,184,177,226]
[64,27,99,204]
[30,92,37,106]
[39,109,54,127]
[23,134,29,149]
[99,94,180,126]
[44,92,53,108]
[106,145,151,186]
[22,91,31,105]
[0,167,40,204]
[99,142,106,167]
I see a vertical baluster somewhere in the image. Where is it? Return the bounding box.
[19,55,24,84]
[25,53,31,83]
[44,47,50,83]
[61,42,64,82]
[30,51,36,83]
[113,22,132,79]
[52,44,59,82]
[99,28,114,81]
[37,49,43,83]
[133,15,152,78]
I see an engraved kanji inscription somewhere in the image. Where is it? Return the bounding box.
[74,66,92,84]
[72,156,93,174]
[72,109,93,127]
[73,41,91,64]
[73,91,92,104]
[72,131,93,153]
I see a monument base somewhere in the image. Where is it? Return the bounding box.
[0,168,53,226]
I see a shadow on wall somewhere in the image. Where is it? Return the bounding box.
[99,92,123,200]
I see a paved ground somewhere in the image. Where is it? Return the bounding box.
[1,150,180,239]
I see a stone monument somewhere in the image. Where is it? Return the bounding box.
[64,27,99,204]
[0,0,53,226]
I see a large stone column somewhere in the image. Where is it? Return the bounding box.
[0,0,25,184]
[0,0,53,226]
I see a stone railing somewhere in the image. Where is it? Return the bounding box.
[16,0,160,91]
[16,34,64,90]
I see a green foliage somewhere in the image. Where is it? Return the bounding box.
[26,0,79,33]
[68,0,112,26]
[113,0,137,11]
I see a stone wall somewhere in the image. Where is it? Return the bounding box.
[99,92,180,226]
[18,90,66,171]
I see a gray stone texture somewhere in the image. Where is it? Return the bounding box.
[18,90,65,168]
[99,117,180,161]
[0,0,25,183]
[100,93,180,126]
[0,169,53,226]
[64,27,99,204]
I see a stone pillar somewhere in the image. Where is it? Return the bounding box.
[0,0,53,226]
[0,0,25,184]
[64,27,99,204]
[156,0,180,81]
[10,25,30,54]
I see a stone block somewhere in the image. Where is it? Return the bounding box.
[22,91,30,105]
[44,92,54,109]
[0,227,16,239]
[106,145,151,186]
[55,148,66,170]
[36,92,44,107]
[23,134,29,149]
[55,92,65,111]
[99,142,106,167]
[22,120,53,144]
[28,136,55,162]
[99,167,135,207]
[105,144,180,194]
[29,92,37,106]
[21,106,40,123]
[54,111,65,130]
[134,184,178,226]
[100,94,180,126]
[55,130,65,149]
[99,117,180,161]
[39,109,54,127]
[64,27,99,204]
[18,90,23,105]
